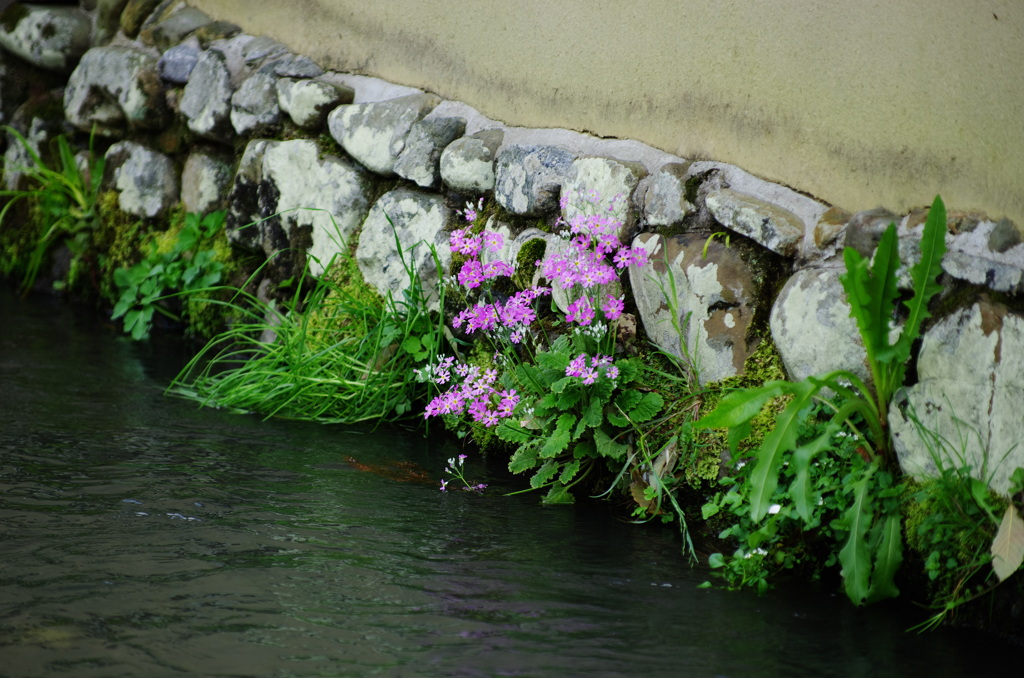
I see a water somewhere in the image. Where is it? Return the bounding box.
[0,289,1016,677]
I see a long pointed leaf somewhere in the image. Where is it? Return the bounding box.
[895,195,947,362]
[867,514,903,603]
[748,379,819,522]
[839,465,876,605]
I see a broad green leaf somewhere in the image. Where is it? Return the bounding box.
[508,443,539,473]
[400,336,422,354]
[867,513,903,603]
[615,389,643,412]
[551,376,574,393]
[694,381,790,431]
[539,413,575,458]
[628,392,664,423]
[530,459,559,488]
[580,395,603,430]
[748,380,819,522]
[543,482,574,504]
[896,195,947,363]
[838,466,875,605]
[559,458,582,485]
[991,503,1024,582]
[594,427,629,460]
[790,425,838,523]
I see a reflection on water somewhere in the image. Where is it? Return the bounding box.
[0,290,1016,677]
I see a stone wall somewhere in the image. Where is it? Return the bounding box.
[1,1,1022,494]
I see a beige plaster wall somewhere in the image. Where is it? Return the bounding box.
[189,0,1024,224]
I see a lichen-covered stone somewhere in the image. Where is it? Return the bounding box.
[4,110,63,190]
[120,0,164,38]
[394,115,467,188]
[181,148,233,215]
[64,46,168,135]
[276,77,353,129]
[562,155,647,237]
[769,267,870,385]
[642,162,694,227]
[225,139,372,278]
[327,93,440,176]
[230,68,281,136]
[180,48,233,141]
[0,4,91,73]
[439,129,503,193]
[356,188,452,310]
[891,301,1024,496]
[630,232,762,385]
[157,41,200,84]
[94,0,129,45]
[705,188,804,257]
[494,144,575,215]
[104,140,179,218]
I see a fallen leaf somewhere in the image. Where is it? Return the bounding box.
[991,503,1024,582]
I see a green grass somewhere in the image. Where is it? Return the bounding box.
[168,219,446,424]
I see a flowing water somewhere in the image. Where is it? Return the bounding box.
[0,289,1016,677]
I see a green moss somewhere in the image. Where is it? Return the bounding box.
[513,237,546,289]
[93,190,148,302]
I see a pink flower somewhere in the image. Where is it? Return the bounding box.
[602,294,625,320]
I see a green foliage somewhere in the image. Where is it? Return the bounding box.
[169,215,446,424]
[0,127,104,294]
[695,195,949,605]
[496,332,663,505]
[111,211,227,340]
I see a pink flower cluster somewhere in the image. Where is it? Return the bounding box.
[452,286,551,343]
[421,356,520,427]
[539,192,648,326]
[451,227,510,290]
[565,353,619,385]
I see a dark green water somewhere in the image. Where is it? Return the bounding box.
[0,289,1016,677]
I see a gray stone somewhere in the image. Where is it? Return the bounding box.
[642,162,694,227]
[63,46,168,136]
[0,4,91,73]
[144,6,212,51]
[769,267,870,386]
[630,232,763,384]
[561,155,647,238]
[705,188,805,257]
[230,69,281,136]
[104,140,179,218]
[942,249,1024,294]
[4,113,62,190]
[356,188,453,311]
[494,144,576,216]
[181,148,233,215]
[261,54,322,79]
[989,218,1022,253]
[276,78,353,129]
[439,129,503,193]
[241,35,289,66]
[843,207,901,257]
[890,301,1024,496]
[157,42,200,84]
[226,139,373,278]
[180,48,234,141]
[394,115,467,188]
[327,93,440,176]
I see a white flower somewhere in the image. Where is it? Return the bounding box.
[767,503,782,515]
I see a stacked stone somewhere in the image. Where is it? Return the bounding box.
[1,0,1022,492]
